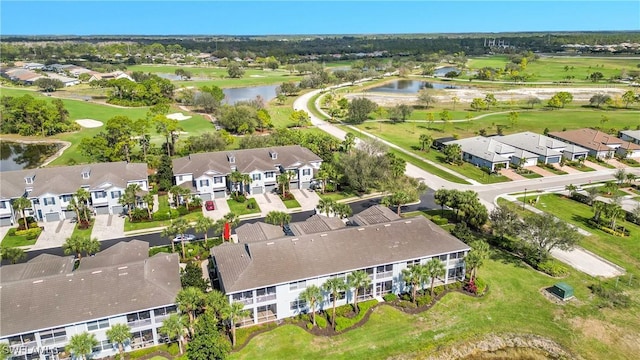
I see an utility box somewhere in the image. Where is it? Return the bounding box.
[548,282,574,301]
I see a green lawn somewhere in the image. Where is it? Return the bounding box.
[1,230,38,248]
[465,55,640,83]
[227,198,261,216]
[281,196,301,209]
[71,221,94,238]
[124,211,203,232]
[320,190,360,202]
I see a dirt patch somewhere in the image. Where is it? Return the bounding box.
[75,119,103,128]
[569,317,640,354]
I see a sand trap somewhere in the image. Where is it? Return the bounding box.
[75,119,104,128]
[250,75,265,78]
[166,113,192,121]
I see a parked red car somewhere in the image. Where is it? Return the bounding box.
[205,200,215,211]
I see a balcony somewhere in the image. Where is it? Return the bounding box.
[127,318,152,328]
[256,293,276,303]
[40,335,67,346]
[376,271,393,279]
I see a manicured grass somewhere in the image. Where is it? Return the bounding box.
[1,230,37,248]
[537,165,567,175]
[124,211,203,232]
[465,55,640,83]
[281,197,301,209]
[566,164,596,172]
[518,171,543,179]
[71,221,94,238]
[320,190,360,202]
[227,198,261,216]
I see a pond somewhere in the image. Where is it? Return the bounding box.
[0,142,63,172]
[222,85,279,105]
[434,66,461,77]
[367,79,463,94]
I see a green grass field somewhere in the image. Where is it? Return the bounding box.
[227,198,261,216]
[1,230,37,248]
[465,55,640,82]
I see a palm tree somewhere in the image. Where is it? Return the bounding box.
[614,168,627,186]
[585,186,600,205]
[122,184,142,221]
[347,270,371,314]
[277,171,295,197]
[322,277,347,328]
[159,313,187,354]
[223,212,240,238]
[299,285,323,327]
[425,258,446,297]
[67,196,82,223]
[265,211,291,227]
[195,216,215,241]
[62,235,100,261]
[382,191,412,216]
[74,188,91,223]
[418,134,433,152]
[65,332,98,360]
[170,218,190,259]
[175,287,205,337]
[106,323,131,359]
[319,162,341,192]
[12,197,32,229]
[564,184,578,197]
[226,302,250,347]
[316,167,329,194]
[228,171,244,197]
[592,200,606,222]
[161,223,177,253]
[142,193,154,220]
[341,133,356,153]
[332,202,352,219]
[317,198,336,217]
[240,173,252,196]
[604,181,618,196]
[626,173,637,185]
[204,290,229,319]
[1,246,26,264]
[466,240,490,281]
[401,264,427,303]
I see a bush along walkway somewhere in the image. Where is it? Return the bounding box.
[233,284,483,352]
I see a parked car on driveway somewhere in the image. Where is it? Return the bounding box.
[205,200,215,211]
[172,234,197,243]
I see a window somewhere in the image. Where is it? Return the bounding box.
[154,305,177,317]
[25,177,34,185]
[450,251,465,260]
[199,179,210,187]
[290,299,307,311]
[110,191,121,199]
[289,280,307,291]
[87,318,110,331]
[256,286,276,302]
[376,264,393,278]
[43,197,56,206]
[329,291,346,302]
[178,175,184,181]
[265,171,275,178]
[365,267,374,278]
[94,191,106,199]
[92,339,112,353]
[39,328,66,346]
[407,259,421,267]
[127,311,151,327]
[331,273,347,281]
[302,169,311,176]
[439,254,448,261]
[252,173,261,181]
[232,291,254,305]
[61,195,73,203]
[214,176,223,184]
[8,333,36,346]
[0,201,6,209]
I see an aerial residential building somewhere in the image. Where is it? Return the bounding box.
[497,131,589,164]
[619,130,640,145]
[0,162,149,225]
[210,214,470,327]
[549,128,640,159]
[0,241,181,360]
[172,145,322,200]
[444,136,515,172]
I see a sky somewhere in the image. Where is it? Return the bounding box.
[1,1,639,36]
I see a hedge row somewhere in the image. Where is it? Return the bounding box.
[334,300,378,332]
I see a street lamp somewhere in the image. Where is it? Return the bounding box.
[522,188,527,210]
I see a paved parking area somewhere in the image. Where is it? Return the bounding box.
[528,165,556,177]
[290,189,321,211]
[92,214,125,241]
[203,198,231,221]
[32,219,75,250]
[253,193,287,213]
[499,168,526,181]
[551,247,624,278]
[583,160,608,171]
[553,163,580,174]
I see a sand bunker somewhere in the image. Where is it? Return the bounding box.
[166,113,192,121]
[75,119,104,128]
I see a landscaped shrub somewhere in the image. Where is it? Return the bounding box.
[17,217,36,230]
[247,200,257,209]
[536,260,570,277]
[280,192,295,201]
[334,304,352,318]
[7,228,17,236]
[306,322,313,330]
[233,194,246,203]
[450,221,476,243]
[28,222,39,229]
[587,219,630,237]
[15,228,42,240]
[130,208,148,221]
[475,277,487,294]
[570,193,591,205]
[152,209,180,221]
[396,300,417,309]
[416,294,432,307]
[446,281,463,290]
[382,293,398,302]
[464,280,478,294]
[334,300,377,332]
[400,293,412,302]
[429,215,449,226]
[315,314,327,329]
[177,206,189,216]
[433,285,446,297]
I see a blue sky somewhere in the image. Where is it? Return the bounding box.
[1,1,639,35]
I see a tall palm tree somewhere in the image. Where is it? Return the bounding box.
[228,171,244,197]
[347,270,371,314]
[67,196,82,223]
[62,235,100,261]
[317,198,336,217]
[1,246,26,264]
[65,332,98,360]
[466,240,490,281]
[175,287,205,337]
[195,216,215,241]
[277,171,295,197]
[316,168,330,194]
[204,290,229,320]
[401,264,427,303]
[170,218,190,259]
[226,302,250,347]
[265,211,291,227]
[74,188,91,223]
[333,202,352,219]
[585,186,600,205]
[322,277,346,328]
[161,224,177,253]
[12,197,32,229]
[240,173,252,196]
[592,200,606,222]
[142,193,154,220]
[223,212,239,238]
[425,258,446,297]
[159,313,187,354]
[299,285,323,327]
[106,323,131,359]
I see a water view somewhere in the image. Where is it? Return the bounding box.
[434,66,461,77]
[222,85,279,105]
[368,79,463,94]
[0,142,62,171]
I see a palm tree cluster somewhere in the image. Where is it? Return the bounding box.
[401,258,446,303]
[62,234,100,261]
[316,198,352,219]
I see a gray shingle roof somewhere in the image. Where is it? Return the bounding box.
[497,132,587,157]
[172,145,322,177]
[620,130,640,142]
[445,136,513,164]
[211,216,470,293]
[0,162,148,199]
[0,254,74,283]
[350,205,400,226]
[289,214,346,235]
[236,222,284,243]
[0,241,180,337]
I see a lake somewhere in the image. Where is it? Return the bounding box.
[0,142,63,172]
[367,80,463,94]
[222,85,279,105]
[434,66,461,77]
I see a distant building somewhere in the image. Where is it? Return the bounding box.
[549,129,640,159]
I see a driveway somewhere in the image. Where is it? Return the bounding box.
[551,247,624,278]
[92,214,125,241]
[203,199,231,221]
[553,163,580,174]
[291,188,321,211]
[583,160,608,171]
[528,165,556,177]
[32,219,75,250]
[252,193,287,214]
[499,168,526,181]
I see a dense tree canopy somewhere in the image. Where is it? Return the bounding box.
[106,74,174,106]
[0,95,76,136]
